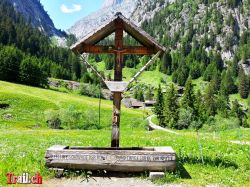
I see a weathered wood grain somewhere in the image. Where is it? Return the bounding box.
[45,146,176,172]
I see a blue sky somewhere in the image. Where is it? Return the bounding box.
[40,0,104,31]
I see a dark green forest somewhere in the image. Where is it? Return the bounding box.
[0,0,95,87]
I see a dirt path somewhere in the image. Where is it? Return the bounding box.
[147,115,179,135]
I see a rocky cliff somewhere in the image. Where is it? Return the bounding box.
[8,0,65,37]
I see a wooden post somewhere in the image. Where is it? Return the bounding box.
[111,18,123,147]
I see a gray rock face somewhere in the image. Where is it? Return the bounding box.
[102,0,125,8]
[68,0,171,40]
[68,0,138,40]
[7,0,65,37]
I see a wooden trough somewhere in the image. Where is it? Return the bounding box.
[45,146,176,172]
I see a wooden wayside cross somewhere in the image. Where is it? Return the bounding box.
[71,12,166,148]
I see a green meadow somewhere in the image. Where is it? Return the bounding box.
[0,81,249,186]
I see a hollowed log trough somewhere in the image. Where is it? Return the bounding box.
[45,146,176,172]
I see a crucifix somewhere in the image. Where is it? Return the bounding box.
[72,12,165,148]
[46,13,176,173]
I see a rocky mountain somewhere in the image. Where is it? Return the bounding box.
[141,0,250,71]
[102,0,125,8]
[7,0,65,37]
[68,0,171,40]
[68,0,249,73]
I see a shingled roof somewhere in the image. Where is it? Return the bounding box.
[71,12,166,54]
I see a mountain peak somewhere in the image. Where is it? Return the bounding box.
[102,0,124,8]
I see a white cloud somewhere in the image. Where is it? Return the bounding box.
[60,4,82,13]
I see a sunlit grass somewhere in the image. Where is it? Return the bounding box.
[0,81,249,186]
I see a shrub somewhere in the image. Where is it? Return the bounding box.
[82,110,100,130]
[44,109,61,129]
[202,115,240,132]
[45,106,101,130]
[176,108,193,129]
[79,84,102,98]
[60,105,83,129]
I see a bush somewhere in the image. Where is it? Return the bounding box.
[176,108,193,129]
[44,109,61,129]
[82,110,100,130]
[45,106,101,130]
[60,105,83,129]
[202,115,240,132]
[79,83,102,98]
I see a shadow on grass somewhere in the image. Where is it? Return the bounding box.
[176,160,192,179]
[178,154,238,169]
[174,153,239,180]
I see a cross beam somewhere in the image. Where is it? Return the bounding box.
[77,19,163,148]
[81,45,155,55]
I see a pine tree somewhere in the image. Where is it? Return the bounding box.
[204,82,217,116]
[238,67,249,99]
[160,52,172,74]
[210,70,221,93]
[194,89,205,121]
[20,56,47,86]
[71,55,81,80]
[203,62,217,81]
[220,69,237,95]
[164,84,179,128]
[231,99,246,126]
[181,76,195,109]
[0,46,23,82]
[216,92,229,117]
[153,85,165,127]
[177,62,189,86]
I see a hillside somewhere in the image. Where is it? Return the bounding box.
[0,81,143,130]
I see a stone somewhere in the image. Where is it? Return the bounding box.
[3,113,13,120]
[149,172,165,180]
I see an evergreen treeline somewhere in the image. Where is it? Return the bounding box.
[0,0,97,86]
[154,78,249,130]
[143,0,250,129]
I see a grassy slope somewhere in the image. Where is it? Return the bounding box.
[0,81,250,186]
[0,81,143,130]
[96,62,170,88]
